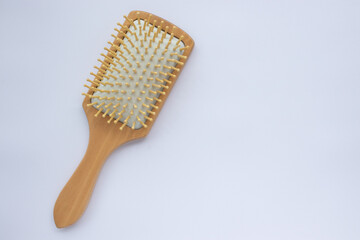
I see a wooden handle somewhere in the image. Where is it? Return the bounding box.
[53,126,126,228]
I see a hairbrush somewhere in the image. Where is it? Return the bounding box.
[53,10,194,228]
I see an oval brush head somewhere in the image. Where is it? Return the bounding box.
[54,11,194,228]
[83,12,190,130]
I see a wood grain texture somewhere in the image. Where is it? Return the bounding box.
[53,10,194,228]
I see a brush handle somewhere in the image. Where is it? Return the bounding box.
[53,126,126,228]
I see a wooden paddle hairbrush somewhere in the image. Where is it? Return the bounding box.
[53,10,194,228]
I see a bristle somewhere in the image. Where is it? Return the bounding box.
[156,21,164,36]
[107,109,117,123]
[87,101,98,107]
[83,16,186,130]
[102,109,111,117]
[97,59,110,67]
[117,23,133,35]
[124,16,137,30]
[167,59,184,65]
[170,52,187,59]
[145,14,152,30]
[94,66,106,74]
[133,31,139,41]
[95,108,103,117]
[179,46,189,51]
[87,79,100,87]
[137,12,141,25]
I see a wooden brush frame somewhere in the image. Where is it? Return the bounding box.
[84,10,194,141]
[54,10,194,228]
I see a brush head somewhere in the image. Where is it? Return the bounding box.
[82,11,194,132]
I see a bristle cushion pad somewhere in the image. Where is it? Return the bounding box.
[91,20,184,130]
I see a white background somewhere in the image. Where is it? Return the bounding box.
[1,0,359,239]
